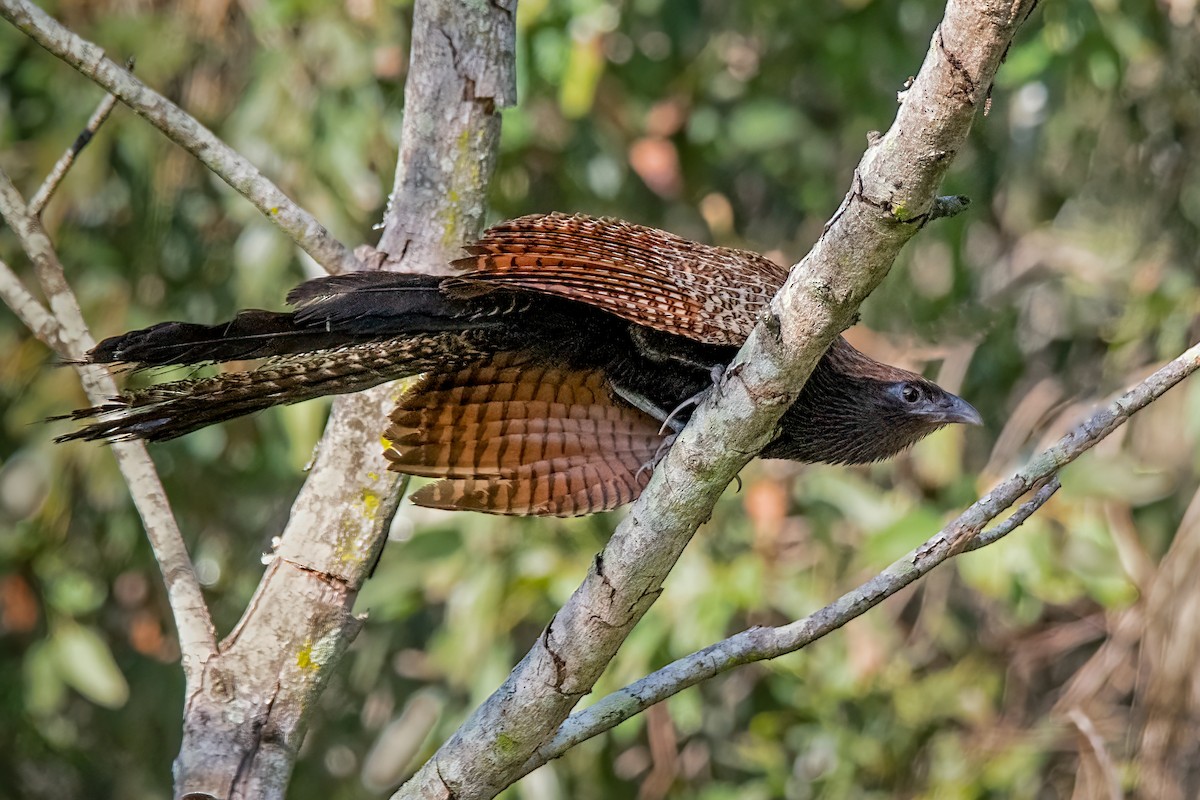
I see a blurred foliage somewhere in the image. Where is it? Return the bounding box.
[2,0,1200,798]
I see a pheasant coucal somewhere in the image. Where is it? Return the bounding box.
[57,213,982,516]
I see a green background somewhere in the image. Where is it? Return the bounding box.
[2,0,1199,797]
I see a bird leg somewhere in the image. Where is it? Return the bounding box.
[611,383,675,429]
[611,363,723,435]
[614,365,729,484]
[654,364,726,435]
[610,382,681,482]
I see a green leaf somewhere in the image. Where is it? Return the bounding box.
[862,507,945,568]
[23,640,67,716]
[51,622,130,709]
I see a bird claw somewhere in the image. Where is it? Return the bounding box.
[656,364,727,435]
[643,363,729,478]
[636,433,678,482]
[634,434,745,499]
[658,397,701,436]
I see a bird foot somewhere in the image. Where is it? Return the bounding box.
[636,433,678,483]
[657,364,726,435]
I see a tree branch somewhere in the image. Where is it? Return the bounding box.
[0,257,61,347]
[395,2,1039,798]
[0,0,361,275]
[28,56,129,216]
[0,168,218,681]
[375,0,515,275]
[167,1,517,797]
[964,475,1060,553]
[522,333,1200,766]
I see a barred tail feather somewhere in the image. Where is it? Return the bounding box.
[56,332,489,443]
[63,271,508,443]
[383,353,665,516]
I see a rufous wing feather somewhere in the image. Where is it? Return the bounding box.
[445,213,789,346]
[383,352,666,516]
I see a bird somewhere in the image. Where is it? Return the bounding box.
[56,213,982,516]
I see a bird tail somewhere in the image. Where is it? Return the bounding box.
[85,271,465,366]
[55,272,494,442]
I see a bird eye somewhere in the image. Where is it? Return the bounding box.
[901,384,922,403]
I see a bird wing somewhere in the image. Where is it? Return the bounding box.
[444,213,789,346]
[383,352,665,516]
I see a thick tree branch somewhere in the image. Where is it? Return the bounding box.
[0,0,362,275]
[375,0,516,275]
[0,168,218,682]
[395,2,1038,798]
[169,1,517,797]
[524,334,1200,766]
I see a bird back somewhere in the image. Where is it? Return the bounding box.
[446,213,789,346]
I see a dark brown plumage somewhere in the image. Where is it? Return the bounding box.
[57,213,981,516]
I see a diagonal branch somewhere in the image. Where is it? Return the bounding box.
[527,334,1200,766]
[963,475,1061,552]
[0,257,61,347]
[0,167,218,677]
[0,0,361,275]
[28,56,130,216]
[396,1,1040,798]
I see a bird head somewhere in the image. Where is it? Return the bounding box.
[763,337,982,466]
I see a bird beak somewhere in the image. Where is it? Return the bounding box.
[936,393,983,427]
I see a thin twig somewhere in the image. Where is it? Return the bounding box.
[28,57,132,216]
[522,343,1200,771]
[1067,707,1125,800]
[0,166,218,674]
[964,475,1061,552]
[0,0,361,275]
[927,194,972,223]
